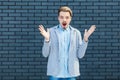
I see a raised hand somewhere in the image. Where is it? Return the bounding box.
[84,25,96,42]
[38,25,50,42]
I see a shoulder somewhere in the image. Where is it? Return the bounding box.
[49,25,58,30]
[48,25,58,31]
[70,26,81,34]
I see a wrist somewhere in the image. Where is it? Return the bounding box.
[84,37,88,42]
[45,38,49,42]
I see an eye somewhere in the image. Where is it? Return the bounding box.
[66,16,69,19]
[60,16,63,19]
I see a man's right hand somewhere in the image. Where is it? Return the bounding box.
[38,25,50,42]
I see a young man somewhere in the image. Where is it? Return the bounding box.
[39,6,96,80]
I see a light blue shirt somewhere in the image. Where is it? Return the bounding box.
[42,25,88,77]
[56,24,71,78]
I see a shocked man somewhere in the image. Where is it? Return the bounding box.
[39,6,96,80]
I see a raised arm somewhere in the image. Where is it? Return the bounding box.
[77,25,96,58]
[38,25,50,42]
[38,25,51,57]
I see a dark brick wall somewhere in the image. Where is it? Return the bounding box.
[0,0,120,80]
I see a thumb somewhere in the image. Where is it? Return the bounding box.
[84,29,87,34]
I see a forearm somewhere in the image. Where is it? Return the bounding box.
[77,40,88,59]
[42,40,51,57]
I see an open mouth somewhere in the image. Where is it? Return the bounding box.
[62,23,67,26]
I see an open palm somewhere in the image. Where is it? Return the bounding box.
[38,25,50,41]
[84,25,96,41]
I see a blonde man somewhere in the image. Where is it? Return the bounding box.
[39,6,96,80]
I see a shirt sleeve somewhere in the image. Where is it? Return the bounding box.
[77,31,88,59]
[42,29,51,58]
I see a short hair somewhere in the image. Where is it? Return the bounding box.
[58,6,73,17]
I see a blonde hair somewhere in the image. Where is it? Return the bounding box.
[58,6,72,17]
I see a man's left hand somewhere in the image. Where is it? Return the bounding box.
[84,25,96,42]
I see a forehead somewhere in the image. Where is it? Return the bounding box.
[59,11,71,17]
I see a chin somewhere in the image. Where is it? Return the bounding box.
[62,25,67,28]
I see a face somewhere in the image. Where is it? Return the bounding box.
[58,11,72,29]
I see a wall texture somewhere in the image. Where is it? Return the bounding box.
[0,0,120,80]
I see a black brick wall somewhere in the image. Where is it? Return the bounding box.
[0,0,120,80]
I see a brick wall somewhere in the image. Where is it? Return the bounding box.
[0,0,120,80]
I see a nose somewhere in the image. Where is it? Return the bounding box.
[63,18,66,21]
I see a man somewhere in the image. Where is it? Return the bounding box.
[38,6,96,80]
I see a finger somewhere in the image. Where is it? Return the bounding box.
[90,25,96,31]
[40,25,46,32]
[38,25,42,31]
[38,25,43,31]
[39,25,44,31]
[38,27,41,31]
[91,25,96,30]
[38,27,45,33]
[39,25,43,28]
[39,28,43,32]
[84,29,87,34]
[88,25,96,34]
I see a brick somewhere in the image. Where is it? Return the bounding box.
[99,6,112,9]
[107,10,119,13]
[29,76,41,80]
[93,2,106,5]
[16,39,28,42]
[94,10,105,13]
[106,2,118,5]
[8,43,21,47]
[9,6,21,9]
[16,69,28,72]
[3,10,15,13]
[9,28,21,31]
[0,73,9,76]
[2,76,15,80]
[81,2,93,6]
[100,13,112,16]
[16,2,28,6]
[81,10,93,13]
[9,13,21,17]
[28,2,41,5]
[15,76,28,80]
[3,2,15,5]
[1,31,14,36]
[93,17,105,20]
[35,6,47,9]
[16,47,28,50]
[3,17,15,20]
[0,21,8,24]
[16,10,28,13]
[22,6,34,9]
[0,6,8,9]
[0,58,8,62]
[2,24,14,27]
[9,36,21,39]
[15,32,27,35]
[21,21,34,24]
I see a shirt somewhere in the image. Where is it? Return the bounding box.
[42,25,88,77]
[56,24,71,78]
